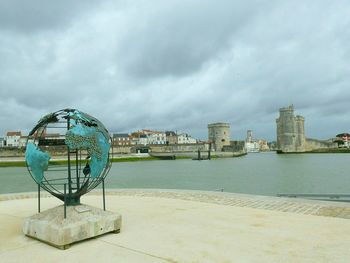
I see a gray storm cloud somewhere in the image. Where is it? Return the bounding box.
[116,0,264,78]
[0,0,349,141]
[0,0,99,32]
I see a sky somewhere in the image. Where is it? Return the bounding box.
[0,0,349,141]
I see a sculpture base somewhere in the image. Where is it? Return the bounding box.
[23,204,121,249]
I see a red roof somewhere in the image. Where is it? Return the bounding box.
[6,131,21,136]
[142,129,162,134]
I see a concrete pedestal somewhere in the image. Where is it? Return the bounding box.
[23,204,121,249]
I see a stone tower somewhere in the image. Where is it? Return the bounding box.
[246,130,253,142]
[208,123,230,151]
[276,105,306,153]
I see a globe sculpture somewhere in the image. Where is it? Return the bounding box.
[23,109,121,249]
[25,108,112,207]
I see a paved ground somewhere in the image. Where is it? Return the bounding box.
[1,190,350,262]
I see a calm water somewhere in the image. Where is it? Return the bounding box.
[0,152,349,196]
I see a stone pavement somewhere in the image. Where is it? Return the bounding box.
[1,189,350,262]
[101,189,350,219]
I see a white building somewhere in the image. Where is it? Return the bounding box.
[177,133,197,144]
[138,135,148,145]
[130,131,149,145]
[148,132,167,145]
[131,130,196,145]
[19,136,27,148]
[245,130,260,153]
[5,131,22,147]
[130,130,167,145]
[345,141,350,148]
[0,137,4,147]
[245,141,260,153]
[336,133,350,148]
[342,134,349,148]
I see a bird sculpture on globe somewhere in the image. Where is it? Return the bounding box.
[23,109,121,249]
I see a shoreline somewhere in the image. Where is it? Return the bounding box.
[0,156,185,167]
[277,148,350,154]
[0,152,247,167]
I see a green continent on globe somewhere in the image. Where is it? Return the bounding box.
[65,123,110,178]
[25,142,51,183]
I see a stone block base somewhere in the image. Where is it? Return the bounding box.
[23,204,121,249]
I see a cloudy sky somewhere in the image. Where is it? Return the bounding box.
[1,0,349,141]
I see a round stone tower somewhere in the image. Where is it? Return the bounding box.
[208,123,230,151]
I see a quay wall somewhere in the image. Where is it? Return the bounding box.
[0,147,69,158]
[305,138,338,152]
[150,143,208,153]
[0,144,210,158]
[0,147,25,157]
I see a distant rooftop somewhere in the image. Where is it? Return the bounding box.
[6,131,21,136]
[113,133,129,138]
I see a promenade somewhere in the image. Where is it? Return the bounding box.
[1,190,350,262]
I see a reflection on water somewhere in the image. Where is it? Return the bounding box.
[0,152,349,196]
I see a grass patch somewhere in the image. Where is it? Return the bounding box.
[0,161,27,167]
[0,155,184,167]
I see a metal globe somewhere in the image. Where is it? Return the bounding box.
[25,109,112,206]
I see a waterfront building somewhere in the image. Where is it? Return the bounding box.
[258,140,270,151]
[177,133,197,144]
[245,130,260,153]
[130,130,166,145]
[165,131,197,145]
[245,141,260,153]
[19,136,27,148]
[141,129,158,137]
[130,131,143,145]
[138,134,148,145]
[130,131,149,145]
[147,131,167,145]
[5,131,22,147]
[336,133,350,148]
[113,133,131,146]
[208,123,230,151]
[117,129,198,146]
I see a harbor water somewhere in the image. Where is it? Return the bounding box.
[0,152,349,196]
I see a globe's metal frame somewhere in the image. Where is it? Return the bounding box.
[26,109,113,213]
